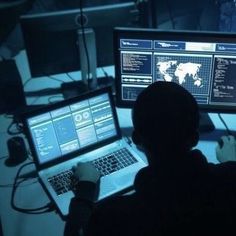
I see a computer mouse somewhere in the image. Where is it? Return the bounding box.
[5,136,28,166]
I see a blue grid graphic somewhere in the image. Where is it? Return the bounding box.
[154,53,213,96]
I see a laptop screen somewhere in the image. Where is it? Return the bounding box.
[26,89,118,165]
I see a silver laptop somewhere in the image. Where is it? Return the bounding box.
[23,86,147,218]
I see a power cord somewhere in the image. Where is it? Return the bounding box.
[11,162,55,214]
[218,113,232,135]
[0,155,8,160]
[48,95,64,104]
[48,75,64,83]
[23,77,33,88]
[7,119,23,135]
[101,67,109,78]
[66,73,76,82]
[0,178,38,188]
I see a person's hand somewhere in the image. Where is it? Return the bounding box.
[72,162,101,183]
[216,135,236,163]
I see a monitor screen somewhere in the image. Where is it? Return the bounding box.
[114,27,236,113]
[23,87,120,167]
[20,2,139,78]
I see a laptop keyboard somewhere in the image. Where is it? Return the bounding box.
[92,148,137,176]
[48,148,138,195]
[48,170,74,195]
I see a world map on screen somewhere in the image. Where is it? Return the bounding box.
[157,60,203,87]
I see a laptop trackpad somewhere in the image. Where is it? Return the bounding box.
[99,178,117,199]
[114,173,134,187]
[99,173,135,200]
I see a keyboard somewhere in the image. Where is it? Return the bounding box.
[48,148,137,195]
[48,169,74,195]
[92,147,137,176]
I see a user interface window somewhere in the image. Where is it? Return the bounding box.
[118,37,236,106]
[27,93,117,164]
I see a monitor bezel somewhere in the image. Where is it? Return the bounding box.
[20,2,138,78]
[22,86,121,170]
[114,27,236,113]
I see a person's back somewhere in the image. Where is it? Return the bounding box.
[85,161,236,236]
[65,81,236,236]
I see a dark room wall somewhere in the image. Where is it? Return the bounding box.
[152,0,219,31]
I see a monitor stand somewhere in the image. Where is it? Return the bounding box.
[61,75,115,100]
[199,112,215,133]
[61,28,97,99]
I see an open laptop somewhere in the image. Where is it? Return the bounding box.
[23,86,147,218]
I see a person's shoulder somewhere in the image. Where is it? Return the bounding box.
[210,160,236,172]
[96,192,136,212]
[208,161,236,182]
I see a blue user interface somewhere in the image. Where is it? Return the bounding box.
[118,37,236,106]
[27,93,117,164]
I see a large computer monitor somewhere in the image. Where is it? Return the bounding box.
[114,27,236,131]
[20,2,139,80]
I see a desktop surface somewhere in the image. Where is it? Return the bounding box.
[1,106,236,236]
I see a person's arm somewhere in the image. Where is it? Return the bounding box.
[64,162,100,236]
[216,135,236,163]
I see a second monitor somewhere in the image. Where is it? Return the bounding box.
[20,2,140,95]
[114,27,236,131]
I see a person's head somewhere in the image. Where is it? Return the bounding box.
[132,81,199,164]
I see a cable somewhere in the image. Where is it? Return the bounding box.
[23,77,33,88]
[7,119,23,135]
[0,155,8,160]
[0,178,38,188]
[27,149,33,161]
[48,95,64,104]
[218,113,232,135]
[101,67,109,78]
[40,71,62,83]
[48,75,64,83]
[66,73,76,82]
[28,95,41,106]
[25,75,62,87]
[24,74,63,89]
[11,162,55,214]
[79,0,91,90]
[23,75,61,102]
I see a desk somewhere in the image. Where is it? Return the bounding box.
[1,52,236,236]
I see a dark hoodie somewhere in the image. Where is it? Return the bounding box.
[65,149,236,236]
